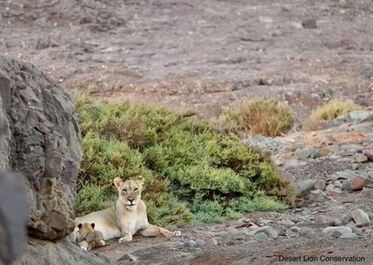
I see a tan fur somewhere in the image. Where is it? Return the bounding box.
[76,223,105,250]
[75,176,181,244]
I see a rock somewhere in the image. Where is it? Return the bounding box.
[314,178,326,190]
[362,187,373,198]
[184,240,199,248]
[14,239,110,265]
[322,226,353,237]
[302,18,317,29]
[354,153,368,163]
[207,237,218,246]
[248,226,278,238]
[339,232,359,239]
[325,184,342,195]
[351,209,370,226]
[294,147,322,160]
[309,189,330,202]
[350,176,367,191]
[0,171,28,264]
[327,110,373,127]
[299,227,314,237]
[295,179,315,195]
[363,150,373,161]
[290,226,300,232]
[339,144,364,156]
[315,215,336,226]
[340,38,358,50]
[253,232,270,242]
[0,56,82,241]
[117,254,139,262]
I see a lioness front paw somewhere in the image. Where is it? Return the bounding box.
[80,246,88,251]
[100,240,106,246]
[174,231,182,237]
[119,235,132,243]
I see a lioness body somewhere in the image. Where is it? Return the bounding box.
[75,176,179,243]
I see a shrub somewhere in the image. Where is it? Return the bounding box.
[217,98,294,137]
[74,95,295,226]
[311,99,361,121]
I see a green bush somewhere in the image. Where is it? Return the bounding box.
[217,98,294,137]
[74,95,295,226]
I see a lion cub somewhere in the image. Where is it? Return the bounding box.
[76,223,106,251]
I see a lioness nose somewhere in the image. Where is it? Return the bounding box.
[128,199,134,203]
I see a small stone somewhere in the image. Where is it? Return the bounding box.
[316,215,335,226]
[294,147,322,160]
[351,209,370,225]
[363,150,373,161]
[296,179,315,195]
[259,16,273,23]
[325,184,342,195]
[253,232,270,241]
[322,226,352,237]
[339,144,364,156]
[207,237,218,246]
[362,187,373,198]
[354,153,368,163]
[290,226,300,232]
[340,38,358,50]
[302,18,317,29]
[314,178,326,191]
[339,232,359,239]
[350,176,367,191]
[248,226,278,238]
[299,227,314,237]
[184,240,198,248]
[117,253,139,262]
[309,189,330,202]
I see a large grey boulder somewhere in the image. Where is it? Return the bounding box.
[0,171,28,265]
[0,56,82,241]
[14,239,110,265]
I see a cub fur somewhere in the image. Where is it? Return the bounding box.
[75,176,181,243]
[76,222,105,250]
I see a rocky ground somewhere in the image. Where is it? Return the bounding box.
[1,0,373,264]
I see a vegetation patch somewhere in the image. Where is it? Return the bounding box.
[311,99,361,121]
[217,98,294,137]
[74,94,295,227]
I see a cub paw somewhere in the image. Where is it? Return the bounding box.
[119,235,132,243]
[80,246,88,251]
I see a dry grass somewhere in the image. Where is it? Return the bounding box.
[311,99,361,121]
[217,98,294,137]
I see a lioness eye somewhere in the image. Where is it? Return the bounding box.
[134,188,138,192]
[123,189,127,193]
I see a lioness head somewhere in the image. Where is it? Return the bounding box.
[113,176,145,209]
[76,223,95,243]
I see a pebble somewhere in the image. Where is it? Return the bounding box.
[184,240,199,248]
[309,189,330,202]
[350,176,367,191]
[253,232,270,241]
[248,226,278,238]
[322,226,352,237]
[302,18,317,29]
[354,153,368,163]
[351,209,370,225]
[294,147,322,160]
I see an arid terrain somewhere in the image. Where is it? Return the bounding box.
[1,0,373,264]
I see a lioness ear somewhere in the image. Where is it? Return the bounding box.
[113,177,123,189]
[137,175,145,187]
[78,223,82,229]
[91,223,95,229]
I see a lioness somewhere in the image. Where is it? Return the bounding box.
[75,176,180,243]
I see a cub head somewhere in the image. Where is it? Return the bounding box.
[76,223,95,243]
[113,176,145,209]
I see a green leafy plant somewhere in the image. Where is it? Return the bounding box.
[74,95,295,226]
